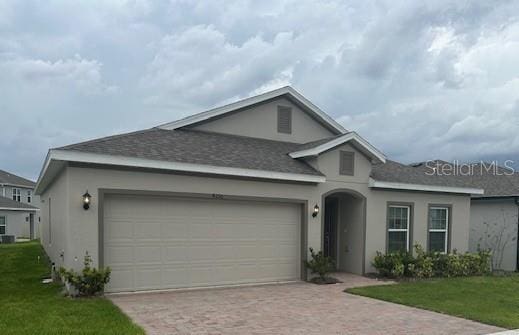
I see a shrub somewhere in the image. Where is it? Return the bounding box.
[373,245,492,279]
[372,250,414,278]
[59,252,111,297]
[409,245,433,278]
[305,247,335,281]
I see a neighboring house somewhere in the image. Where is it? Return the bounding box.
[35,86,485,293]
[468,167,519,271]
[0,169,41,240]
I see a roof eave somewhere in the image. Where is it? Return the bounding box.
[368,178,484,195]
[0,207,39,211]
[35,149,326,194]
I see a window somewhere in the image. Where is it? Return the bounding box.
[429,207,449,253]
[0,216,5,235]
[387,205,411,252]
[27,190,32,203]
[12,188,21,202]
[339,151,355,175]
[277,106,292,134]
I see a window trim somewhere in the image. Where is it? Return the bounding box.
[27,190,32,203]
[339,151,355,176]
[386,202,414,253]
[277,105,292,134]
[0,216,6,235]
[12,188,21,202]
[427,204,452,253]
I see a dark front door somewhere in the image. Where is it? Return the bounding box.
[324,197,338,263]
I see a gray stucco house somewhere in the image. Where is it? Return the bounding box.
[35,86,493,293]
[467,167,519,271]
[0,169,40,240]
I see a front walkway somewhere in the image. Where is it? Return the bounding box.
[110,273,503,335]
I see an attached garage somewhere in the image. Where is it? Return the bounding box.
[102,193,303,292]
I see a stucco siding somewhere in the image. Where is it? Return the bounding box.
[40,168,70,269]
[191,97,336,143]
[311,143,372,183]
[365,190,472,273]
[469,199,518,271]
[0,210,28,238]
[39,162,473,282]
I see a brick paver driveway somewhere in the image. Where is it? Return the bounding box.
[110,273,503,335]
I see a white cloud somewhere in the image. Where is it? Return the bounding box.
[0,0,519,179]
[0,55,117,94]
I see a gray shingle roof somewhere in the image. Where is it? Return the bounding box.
[0,169,35,188]
[372,160,519,197]
[58,128,323,177]
[56,128,519,196]
[0,196,38,210]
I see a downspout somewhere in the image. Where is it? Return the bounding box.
[515,197,519,272]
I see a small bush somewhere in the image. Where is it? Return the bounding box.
[409,245,434,278]
[373,251,413,278]
[305,247,335,281]
[373,244,491,279]
[59,252,111,297]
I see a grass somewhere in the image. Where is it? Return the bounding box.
[347,275,519,329]
[0,241,144,335]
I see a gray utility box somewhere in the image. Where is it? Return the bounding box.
[1,235,15,244]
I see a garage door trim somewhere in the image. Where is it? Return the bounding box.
[98,188,308,284]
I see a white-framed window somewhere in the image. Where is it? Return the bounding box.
[429,207,449,253]
[27,190,32,203]
[387,205,411,252]
[12,188,21,202]
[0,216,6,235]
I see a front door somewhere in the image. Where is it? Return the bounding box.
[324,197,338,264]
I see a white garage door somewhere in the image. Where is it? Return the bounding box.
[103,194,301,292]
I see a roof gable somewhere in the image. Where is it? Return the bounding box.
[158,86,347,135]
[289,132,386,164]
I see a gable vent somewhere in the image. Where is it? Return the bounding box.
[340,151,355,176]
[277,106,292,134]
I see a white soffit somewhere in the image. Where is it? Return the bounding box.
[369,178,484,195]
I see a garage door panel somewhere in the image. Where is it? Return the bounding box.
[163,268,189,287]
[134,246,162,264]
[134,223,162,239]
[105,245,134,265]
[163,245,189,262]
[108,268,134,291]
[135,267,162,290]
[104,194,301,292]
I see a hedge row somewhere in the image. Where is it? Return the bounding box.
[373,244,491,279]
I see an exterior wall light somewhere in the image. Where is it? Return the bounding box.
[312,204,320,217]
[82,191,91,210]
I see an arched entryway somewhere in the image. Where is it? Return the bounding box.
[322,189,366,274]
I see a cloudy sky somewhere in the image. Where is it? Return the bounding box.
[1,0,518,181]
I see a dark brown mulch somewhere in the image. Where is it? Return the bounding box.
[309,276,342,285]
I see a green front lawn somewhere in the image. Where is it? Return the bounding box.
[347,275,519,329]
[0,241,144,335]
